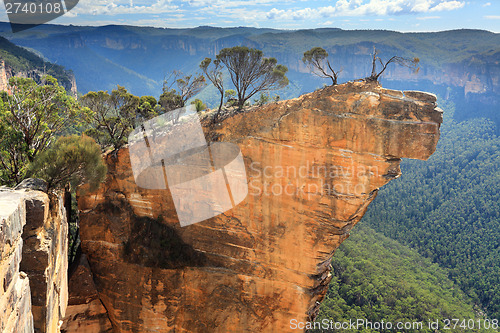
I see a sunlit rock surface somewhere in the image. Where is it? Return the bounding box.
[0,185,68,333]
[76,82,442,332]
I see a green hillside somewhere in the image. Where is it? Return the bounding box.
[0,36,74,91]
[312,224,492,333]
[362,100,500,320]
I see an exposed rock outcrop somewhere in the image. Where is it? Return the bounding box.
[61,253,113,333]
[75,82,442,332]
[0,186,69,333]
[0,191,34,333]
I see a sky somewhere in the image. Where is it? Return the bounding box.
[1,0,499,32]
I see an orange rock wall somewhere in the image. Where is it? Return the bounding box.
[61,253,113,333]
[76,82,442,332]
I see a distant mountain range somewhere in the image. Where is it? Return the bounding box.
[0,23,498,126]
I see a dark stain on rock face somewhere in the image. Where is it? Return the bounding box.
[123,215,208,269]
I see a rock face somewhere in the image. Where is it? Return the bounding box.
[20,191,69,332]
[61,253,113,333]
[0,187,69,333]
[0,191,34,333]
[76,82,442,332]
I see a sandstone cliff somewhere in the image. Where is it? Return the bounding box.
[1,183,69,333]
[0,59,77,96]
[73,82,442,332]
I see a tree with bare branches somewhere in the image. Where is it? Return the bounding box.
[366,47,420,82]
[200,57,225,119]
[302,47,342,86]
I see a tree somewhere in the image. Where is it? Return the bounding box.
[302,47,342,86]
[225,89,237,106]
[176,73,206,104]
[137,95,159,119]
[161,71,206,110]
[80,86,139,150]
[190,98,207,112]
[216,46,289,109]
[254,92,271,106]
[158,88,183,112]
[200,57,225,119]
[0,76,89,186]
[366,47,420,82]
[27,135,107,191]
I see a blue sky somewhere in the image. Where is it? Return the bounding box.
[2,0,499,32]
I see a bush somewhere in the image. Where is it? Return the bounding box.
[253,92,271,106]
[190,98,207,112]
[27,135,107,191]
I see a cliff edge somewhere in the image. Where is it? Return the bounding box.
[73,81,442,332]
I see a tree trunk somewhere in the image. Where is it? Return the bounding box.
[218,92,224,113]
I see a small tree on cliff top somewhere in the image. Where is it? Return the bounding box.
[200,57,225,118]
[303,47,342,86]
[216,46,289,109]
[366,47,420,82]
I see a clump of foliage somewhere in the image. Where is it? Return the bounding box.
[253,92,279,106]
[366,47,420,82]
[27,135,107,191]
[80,86,139,150]
[254,92,271,106]
[303,47,342,86]
[0,76,89,186]
[137,95,160,119]
[224,89,237,106]
[158,88,183,112]
[190,98,207,112]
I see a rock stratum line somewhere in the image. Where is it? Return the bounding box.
[73,81,442,332]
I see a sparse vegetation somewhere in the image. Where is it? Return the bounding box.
[200,57,225,117]
[160,71,206,111]
[190,98,207,112]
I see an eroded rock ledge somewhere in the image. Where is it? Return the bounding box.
[74,82,442,332]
